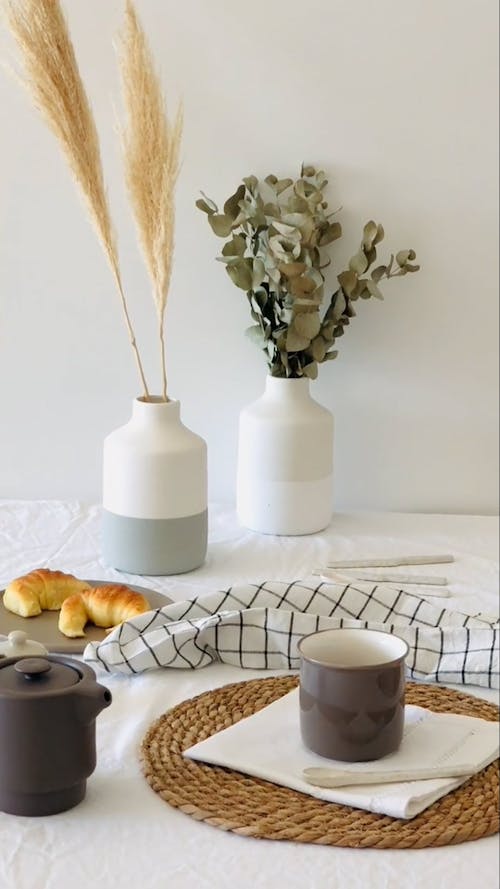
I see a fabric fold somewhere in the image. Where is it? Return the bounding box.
[83,580,499,688]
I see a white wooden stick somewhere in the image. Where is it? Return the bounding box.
[378,583,449,598]
[303,765,472,788]
[325,555,454,569]
[313,570,450,596]
[313,569,449,585]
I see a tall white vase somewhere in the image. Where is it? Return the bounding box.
[102,396,207,575]
[237,376,333,535]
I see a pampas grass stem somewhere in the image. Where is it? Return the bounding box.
[119,0,183,402]
[6,0,151,399]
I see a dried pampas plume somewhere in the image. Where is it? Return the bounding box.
[6,0,150,399]
[119,0,183,402]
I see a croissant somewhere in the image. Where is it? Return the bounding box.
[3,569,92,618]
[58,584,150,638]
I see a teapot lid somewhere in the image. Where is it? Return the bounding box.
[0,656,81,697]
[0,630,49,658]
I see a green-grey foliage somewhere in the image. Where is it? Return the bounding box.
[197,166,420,378]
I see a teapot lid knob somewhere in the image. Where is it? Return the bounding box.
[8,631,28,644]
[14,658,52,679]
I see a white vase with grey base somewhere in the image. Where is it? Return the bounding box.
[237,376,333,535]
[102,396,207,575]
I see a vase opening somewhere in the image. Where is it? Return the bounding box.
[137,395,170,404]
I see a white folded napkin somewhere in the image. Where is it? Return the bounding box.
[184,689,499,820]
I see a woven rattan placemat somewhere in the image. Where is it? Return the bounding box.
[141,676,499,848]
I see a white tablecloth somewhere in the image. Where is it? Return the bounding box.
[0,501,498,889]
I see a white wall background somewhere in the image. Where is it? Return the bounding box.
[0,0,498,514]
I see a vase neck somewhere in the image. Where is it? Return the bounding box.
[264,376,311,401]
[132,396,180,425]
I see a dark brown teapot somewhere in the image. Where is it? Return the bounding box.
[0,655,111,816]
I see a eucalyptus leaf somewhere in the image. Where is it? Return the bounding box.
[290,276,317,297]
[272,221,301,240]
[281,212,310,229]
[396,249,416,267]
[294,312,321,340]
[338,269,358,296]
[310,335,327,362]
[222,235,246,257]
[319,222,342,245]
[275,178,294,195]
[349,250,369,275]
[223,185,246,221]
[294,178,307,199]
[371,264,387,283]
[252,258,266,288]
[251,288,268,310]
[278,261,307,279]
[226,259,253,290]
[196,198,216,215]
[208,214,234,237]
[266,340,276,359]
[245,325,265,347]
[362,220,378,249]
[320,320,335,340]
[268,265,282,284]
[269,235,290,262]
[278,348,289,368]
[288,196,309,213]
[279,307,294,326]
[243,175,258,192]
[366,279,384,299]
[263,202,279,217]
[302,180,317,198]
[199,191,218,212]
[302,361,318,379]
[293,296,323,308]
[275,331,288,351]
[364,247,377,269]
[286,327,311,351]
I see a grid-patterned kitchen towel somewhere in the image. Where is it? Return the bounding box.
[83,580,499,688]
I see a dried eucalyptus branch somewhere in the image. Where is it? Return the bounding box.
[6,0,150,399]
[198,166,420,379]
[119,0,183,402]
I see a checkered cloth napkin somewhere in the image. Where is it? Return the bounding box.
[83,580,499,689]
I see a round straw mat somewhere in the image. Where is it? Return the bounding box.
[141,676,499,848]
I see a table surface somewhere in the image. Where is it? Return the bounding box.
[0,500,498,889]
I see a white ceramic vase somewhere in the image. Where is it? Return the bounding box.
[237,376,334,535]
[102,396,207,575]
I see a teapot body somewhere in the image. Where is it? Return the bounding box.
[0,655,111,816]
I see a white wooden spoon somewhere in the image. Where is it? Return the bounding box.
[303,765,473,788]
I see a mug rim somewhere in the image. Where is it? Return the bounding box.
[297,627,409,671]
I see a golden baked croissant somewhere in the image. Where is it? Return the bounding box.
[3,569,92,618]
[58,584,150,638]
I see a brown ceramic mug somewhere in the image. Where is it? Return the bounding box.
[298,628,409,762]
